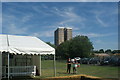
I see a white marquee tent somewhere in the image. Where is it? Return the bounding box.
[0,34,56,79]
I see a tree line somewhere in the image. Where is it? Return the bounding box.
[93,49,120,54]
[46,35,119,59]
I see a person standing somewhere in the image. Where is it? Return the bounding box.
[73,59,78,74]
[67,58,71,74]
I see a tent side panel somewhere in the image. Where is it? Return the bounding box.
[32,55,40,76]
[0,52,2,80]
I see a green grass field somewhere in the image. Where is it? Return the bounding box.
[40,60,119,78]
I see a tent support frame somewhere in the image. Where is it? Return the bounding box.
[8,53,10,80]
[53,54,56,77]
[0,52,2,80]
[40,55,41,76]
[7,35,10,79]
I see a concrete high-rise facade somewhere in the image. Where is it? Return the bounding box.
[54,27,72,46]
[64,28,72,41]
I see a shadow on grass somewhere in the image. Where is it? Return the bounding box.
[57,72,68,74]
[57,72,77,75]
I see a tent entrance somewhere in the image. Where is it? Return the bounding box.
[2,66,36,78]
[2,52,56,78]
[2,53,36,78]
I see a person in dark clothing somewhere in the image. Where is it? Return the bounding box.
[36,67,40,76]
[67,58,71,74]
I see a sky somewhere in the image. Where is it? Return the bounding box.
[1,2,118,50]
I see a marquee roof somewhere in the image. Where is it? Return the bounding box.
[0,34,55,55]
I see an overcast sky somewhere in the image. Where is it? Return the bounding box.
[1,2,118,50]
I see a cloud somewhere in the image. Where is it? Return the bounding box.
[73,32,117,38]
[90,10,104,16]
[96,16,108,27]
[22,15,32,22]
[51,7,86,30]
[5,23,28,34]
[70,26,80,31]
[32,6,42,13]
[3,13,32,24]
[32,5,51,16]
[89,10,109,27]
[59,19,74,25]
[94,40,103,44]
[52,7,82,19]
[34,6,86,31]
[3,9,33,34]
[41,4,48,9]
[90,5,117,28]
[87,33,117,38]
[2,14,31,35]
[31,33,40,37]
[32,30,54,38]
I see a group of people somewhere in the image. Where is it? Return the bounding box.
[67,58,80,74]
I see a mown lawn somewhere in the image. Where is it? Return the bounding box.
[40,60,119,78]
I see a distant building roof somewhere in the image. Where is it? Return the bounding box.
[94,53,110,57]
[58,27,72,29]
[66,27,72,29]
[58,27,64,29]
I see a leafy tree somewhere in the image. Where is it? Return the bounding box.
[112,50,120,54]
[56,35,94,59]
[99,49,104,53]
[56,40,70,59]
[93,50,99,53]
[105,49,112,54]
[46,42,56,49]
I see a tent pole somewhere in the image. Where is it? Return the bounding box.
[40,54,41,76]
[53,54,56,77]
[0,52,2,80]
[8,53,9,79]
[7,35,10,79]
